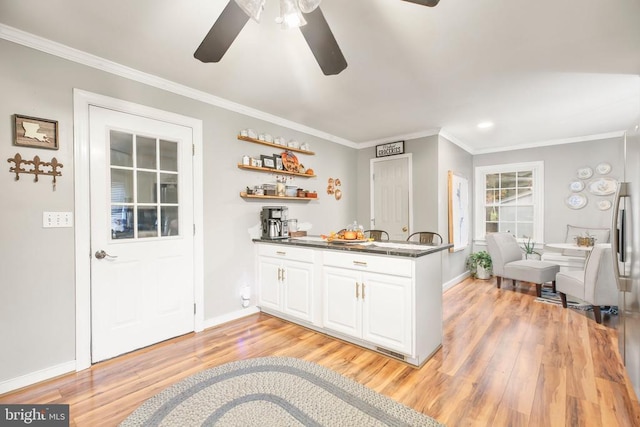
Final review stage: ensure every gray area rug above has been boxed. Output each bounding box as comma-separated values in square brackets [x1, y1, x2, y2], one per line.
[535, 288, 618, 315]
[119, 356, 444, 427]
[535, 288, 590, 309]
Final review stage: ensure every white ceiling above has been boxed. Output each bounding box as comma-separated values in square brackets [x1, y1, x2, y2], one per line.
[1, 0, 639, 153]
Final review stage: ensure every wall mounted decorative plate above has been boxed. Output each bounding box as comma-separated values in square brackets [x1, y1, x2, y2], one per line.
[588, 177, 617, 196]
[577, 167, 593, 179]
[569, 180, 585, 192]
[597, 200, 612, 211]
[565, 193, 587, 209]
[281, 151, 300, 173]
[596, 162, 612, 175]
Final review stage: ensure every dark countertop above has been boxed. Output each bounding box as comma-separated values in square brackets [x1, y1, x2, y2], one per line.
[253, 236, 453, 258]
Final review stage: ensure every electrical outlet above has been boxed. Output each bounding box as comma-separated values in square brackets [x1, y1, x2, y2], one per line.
[43, 212, 73, 228]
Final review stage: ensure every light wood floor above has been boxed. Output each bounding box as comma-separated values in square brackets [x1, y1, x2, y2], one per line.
[2, 277, 640, 426]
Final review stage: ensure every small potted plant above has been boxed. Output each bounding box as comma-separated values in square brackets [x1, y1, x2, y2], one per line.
[521, 235, 541, 260]
[467, 251, 492, 279]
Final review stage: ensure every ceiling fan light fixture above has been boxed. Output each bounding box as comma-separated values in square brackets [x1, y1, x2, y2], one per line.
[234, 0, 266, 22]
[279, 0, 307, 29]
[297, 0, 321, 13]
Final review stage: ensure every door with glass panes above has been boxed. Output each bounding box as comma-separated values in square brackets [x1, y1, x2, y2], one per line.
[89, 106, 194, 362]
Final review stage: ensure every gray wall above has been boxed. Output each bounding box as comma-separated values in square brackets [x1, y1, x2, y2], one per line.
[407, 136, 440, 232]
[0, 39, 356, 383]
[438, 136, 474, 283]
[473, 137, 625, 245]
[1, 40, 77, 384]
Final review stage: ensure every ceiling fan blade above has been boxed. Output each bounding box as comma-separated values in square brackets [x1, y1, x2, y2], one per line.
[401, 0, 441, 6]
[299, 8, 347, 76]
[194, 1, 250, 63]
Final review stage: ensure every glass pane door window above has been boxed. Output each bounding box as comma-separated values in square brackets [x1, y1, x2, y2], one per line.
[110, 130, 179, 240]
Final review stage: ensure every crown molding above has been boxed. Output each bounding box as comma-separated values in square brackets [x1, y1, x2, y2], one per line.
[438, 131, 475, 154]
[0, 23, 357, 148]
[357, 128, 441, 149]
[471, 130, 626, 155]
[1, 23, 627, 154]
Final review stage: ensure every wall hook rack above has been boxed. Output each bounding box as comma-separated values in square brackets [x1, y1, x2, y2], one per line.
[7, 153, 63, 189]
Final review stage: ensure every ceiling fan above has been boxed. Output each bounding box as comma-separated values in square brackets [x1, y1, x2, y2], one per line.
[194, 0, 441, 76]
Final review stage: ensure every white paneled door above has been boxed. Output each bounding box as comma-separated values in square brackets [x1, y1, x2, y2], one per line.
[371, 156, 411, 240]
[89, 106, 194, 362]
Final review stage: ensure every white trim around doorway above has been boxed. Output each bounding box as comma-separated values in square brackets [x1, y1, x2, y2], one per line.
[73, 89, 204, 370]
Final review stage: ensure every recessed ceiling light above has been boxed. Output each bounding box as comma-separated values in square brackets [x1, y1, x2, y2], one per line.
[477, 121, 494, 129]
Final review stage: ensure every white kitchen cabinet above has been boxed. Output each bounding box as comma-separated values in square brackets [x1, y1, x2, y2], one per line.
[323, 256, 412, 355]
[257, 245, 315, 323]
[361, 271, 412, 354]
[255, 240, 444, 367]
[257, 256, 283, 312]
[323, 267, 361, 337]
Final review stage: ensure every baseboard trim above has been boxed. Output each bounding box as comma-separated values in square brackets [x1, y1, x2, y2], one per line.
[202, 306, 260, 330]
[0, 361, 76, 395]
[0, 309, 260, 395]
[443, 271, 471, 291]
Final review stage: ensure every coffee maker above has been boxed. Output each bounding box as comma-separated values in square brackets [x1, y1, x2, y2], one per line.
[260, 206, 289, 239]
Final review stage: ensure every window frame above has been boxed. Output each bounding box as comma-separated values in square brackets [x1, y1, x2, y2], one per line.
[109, 131, 181, 240]
[474, 161, 544, 243]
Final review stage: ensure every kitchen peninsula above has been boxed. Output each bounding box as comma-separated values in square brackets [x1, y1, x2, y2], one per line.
[254, 237, 452, 366]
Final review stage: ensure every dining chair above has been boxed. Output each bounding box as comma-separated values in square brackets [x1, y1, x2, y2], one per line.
[486, 232, 560, 297]
[407, 232, 443, 244]
[556, 243, 618, 324]
[364, 230, 389, 241]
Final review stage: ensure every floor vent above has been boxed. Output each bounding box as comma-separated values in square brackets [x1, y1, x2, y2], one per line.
[375, 346, 406, 361]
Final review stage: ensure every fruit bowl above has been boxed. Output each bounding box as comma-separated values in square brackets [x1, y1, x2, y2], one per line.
[321, 228, 367, 243]
[343, 231, 357, 240]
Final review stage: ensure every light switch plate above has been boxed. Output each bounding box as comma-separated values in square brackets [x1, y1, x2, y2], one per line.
[43, 211, 73, 228]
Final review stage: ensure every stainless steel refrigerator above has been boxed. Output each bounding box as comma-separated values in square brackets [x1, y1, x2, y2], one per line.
[613, 130, 640, 398]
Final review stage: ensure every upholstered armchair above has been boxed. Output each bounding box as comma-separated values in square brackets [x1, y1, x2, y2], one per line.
[556, 244, 618, 324]
[486, 232, 560, 297]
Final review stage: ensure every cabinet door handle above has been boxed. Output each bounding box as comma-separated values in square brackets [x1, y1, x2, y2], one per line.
[362, 283, 366, 301]
[355, 282, 360, 299]
[277, 267, 282, 281]
[353, 261, 367, 267]
[281, 268, 285, 282]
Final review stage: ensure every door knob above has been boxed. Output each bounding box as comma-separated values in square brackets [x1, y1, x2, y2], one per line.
[402, 226, 408, 232]
[95, 250, 117, 260]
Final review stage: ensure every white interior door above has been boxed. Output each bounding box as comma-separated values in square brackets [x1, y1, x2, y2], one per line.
[371, 156, 411, 240]
[89, 106, 194, 362]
